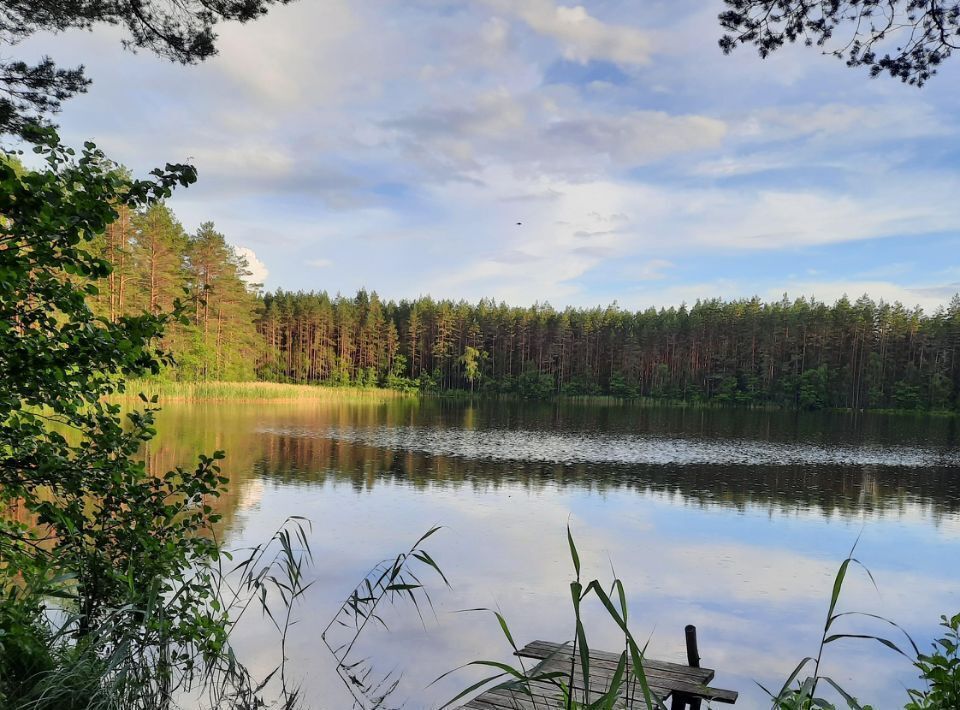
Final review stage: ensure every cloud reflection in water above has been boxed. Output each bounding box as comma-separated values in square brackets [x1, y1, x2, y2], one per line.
[149, 401, 960, 709]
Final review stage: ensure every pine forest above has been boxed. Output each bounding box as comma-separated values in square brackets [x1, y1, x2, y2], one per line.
[95, 202, 960, 412]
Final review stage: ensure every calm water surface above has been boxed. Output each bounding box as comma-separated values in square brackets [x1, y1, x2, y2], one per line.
[149, 400, 960, 709]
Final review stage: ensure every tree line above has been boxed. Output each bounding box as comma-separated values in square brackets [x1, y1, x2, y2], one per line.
[87, 201, 960, 411]
[256, 290, 960, 410]
[87, 202, 261, 380]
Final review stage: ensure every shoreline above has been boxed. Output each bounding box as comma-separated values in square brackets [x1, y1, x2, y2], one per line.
[114, 380, 959, 416]
[115, 380, 417, 403]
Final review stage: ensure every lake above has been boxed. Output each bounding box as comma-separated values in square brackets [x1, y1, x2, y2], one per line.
[148, 399, 960, 709]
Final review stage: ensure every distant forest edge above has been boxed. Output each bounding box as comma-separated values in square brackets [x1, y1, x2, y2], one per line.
[90, 202, 960, 412]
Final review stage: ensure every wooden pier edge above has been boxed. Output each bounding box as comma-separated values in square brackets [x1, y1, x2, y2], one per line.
[462, 626, 738, 709]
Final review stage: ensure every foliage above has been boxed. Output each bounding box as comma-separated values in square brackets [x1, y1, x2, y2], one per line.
[0, 0, 293, 138]
[798, 366, 830, 410]
[562, 376, 603, 397]
[323, 527, 449, 708]
[608, 371, 637, 399]
[516, 363, 556, 400]
[0, 587, 55, 707]
[893, 381, 923, 410]
[81, 222, 960, 411]
[1, 516, 316, 710]
[759, 539, 918, 709]
[0, 130, 287, 708]
[719, 1, 960, 86]
[86, 207, 261, 381]
[384, 354, 419, 392]
[459, 346, 486, 392]
[249, 290, 960, 411]
[906, 613, 960, 709]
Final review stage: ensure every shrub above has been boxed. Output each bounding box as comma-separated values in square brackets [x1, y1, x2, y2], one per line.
[906, 613, 960, 709]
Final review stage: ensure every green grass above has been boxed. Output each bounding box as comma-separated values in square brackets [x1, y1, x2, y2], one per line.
[113, 380, 959, 416]
[116, 380, 417, 403]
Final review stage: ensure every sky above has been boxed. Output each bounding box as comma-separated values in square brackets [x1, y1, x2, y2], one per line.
[19, 0, 960, 312]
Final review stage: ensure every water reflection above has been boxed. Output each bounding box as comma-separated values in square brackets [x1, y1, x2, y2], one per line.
[322, 529, 450, 710]
[146, 400, 960, 709]
[317, 425, 960, 468]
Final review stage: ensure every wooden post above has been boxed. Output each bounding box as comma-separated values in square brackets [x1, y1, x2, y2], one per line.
[670, 625, 702, 710]
[685, 625, 700, 668]
[686, 625, 702, 710]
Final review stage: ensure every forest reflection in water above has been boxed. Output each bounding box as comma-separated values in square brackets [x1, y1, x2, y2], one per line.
[145, 399, 960, 709]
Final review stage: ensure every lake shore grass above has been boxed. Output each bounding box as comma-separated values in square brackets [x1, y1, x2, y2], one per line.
[115, 380, 959, 415]
[118, 380, 417, 403]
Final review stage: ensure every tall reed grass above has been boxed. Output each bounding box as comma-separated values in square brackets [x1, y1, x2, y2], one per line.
[322, 526, 449, 708]
[11, 518, 315, 710]
[115, 380, 417, 403]
[443, 529, 923, 710]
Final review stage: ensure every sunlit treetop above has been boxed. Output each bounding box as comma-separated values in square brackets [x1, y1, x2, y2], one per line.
[719, 0, 960, 85]
[0, 0, 295, 138]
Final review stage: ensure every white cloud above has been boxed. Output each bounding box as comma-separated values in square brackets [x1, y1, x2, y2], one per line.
[421, 169, 637, 302]
[735, 102, 947, 143]
[386, 89, 727, 180]
[549, 110, 726, 163]
[486, 0, 654, 66]
[16, 0, 960, 312]
[393, 163, 960, 309]
[479, 17, 511, 54]
[210, 0, 368, 105]
[235, 246, 269, 285]
[188, 144, 295, 182]
[634, 259, 673, 281]
[688, 186, 959, 250]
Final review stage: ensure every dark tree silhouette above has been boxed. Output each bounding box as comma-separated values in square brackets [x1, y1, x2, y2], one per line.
[719, 1, 960, 85]
[0, 0, 294, 138]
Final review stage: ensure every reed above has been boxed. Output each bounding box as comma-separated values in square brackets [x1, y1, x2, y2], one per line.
[445, 530, 929, 710]
[439, 525, 664, 710]
[114, 380, 417, 403]
[11, 517, 315, 710]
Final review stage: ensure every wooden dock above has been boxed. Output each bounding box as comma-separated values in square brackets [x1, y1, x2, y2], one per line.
[462, 630, 738, 709]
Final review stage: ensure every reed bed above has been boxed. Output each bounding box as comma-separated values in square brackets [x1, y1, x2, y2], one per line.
[115, 380, 417, 403]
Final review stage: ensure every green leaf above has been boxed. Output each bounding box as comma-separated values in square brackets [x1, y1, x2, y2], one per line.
[568, 523, 581, 579]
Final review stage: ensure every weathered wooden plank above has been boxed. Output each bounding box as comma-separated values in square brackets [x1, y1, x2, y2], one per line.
[524, 658, 733, 705]
[463, 699, 524, 710]
[469, 674, 737, 708]
[673, 687, 738, 705]
[485, 677, 673, 710]
[489, 675, 673, 699]
[529, 653, 710, 689]
[463, 693, 556, 710]
[463, 693, 538, 710]
[519, 640, 713, 678]
[517, 640, 714, 683]
[520, 640, 711, 673]
[465, 640, 737, 709]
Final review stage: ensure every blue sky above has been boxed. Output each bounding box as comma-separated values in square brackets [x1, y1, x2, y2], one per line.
[21, 0, 960, 311]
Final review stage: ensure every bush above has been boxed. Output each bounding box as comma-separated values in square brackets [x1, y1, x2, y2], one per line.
[906, 613, 960, 709]
[0, 131, 277, 708]
[607, 371, 637, 398]
[0, 590, 54, 706]
[517, 363, 555, 399]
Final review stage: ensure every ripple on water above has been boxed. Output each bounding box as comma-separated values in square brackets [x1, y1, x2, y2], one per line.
[259, 425, 960, 468]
